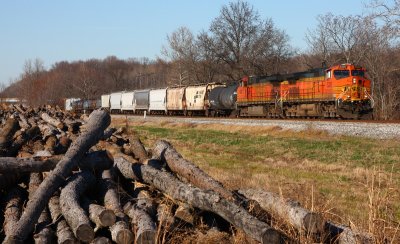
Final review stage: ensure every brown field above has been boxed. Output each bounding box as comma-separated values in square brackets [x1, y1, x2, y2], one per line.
[113, 117, 400, 243]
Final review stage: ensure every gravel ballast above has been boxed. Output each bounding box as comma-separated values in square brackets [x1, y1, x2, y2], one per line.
[114, 115, 400, 140]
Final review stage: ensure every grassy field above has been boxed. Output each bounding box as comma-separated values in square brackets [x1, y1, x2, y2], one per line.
[113, 118, 400, 242]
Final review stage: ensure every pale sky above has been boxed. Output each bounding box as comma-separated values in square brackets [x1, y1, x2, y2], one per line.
[0, 0, 368, 85]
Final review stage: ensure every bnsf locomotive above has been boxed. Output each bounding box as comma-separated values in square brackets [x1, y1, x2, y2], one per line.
[236, 63, 373, 119]
[66, 64, 374, 119]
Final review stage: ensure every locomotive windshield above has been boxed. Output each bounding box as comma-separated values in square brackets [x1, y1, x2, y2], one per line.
[333, 70, 350, 79]
[351, 70, 364, 77]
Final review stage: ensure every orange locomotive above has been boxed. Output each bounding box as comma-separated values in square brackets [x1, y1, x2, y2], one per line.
[237, 64, 373, 119]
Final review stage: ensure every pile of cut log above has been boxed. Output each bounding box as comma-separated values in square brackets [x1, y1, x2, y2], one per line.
[0, 105, 372, 244]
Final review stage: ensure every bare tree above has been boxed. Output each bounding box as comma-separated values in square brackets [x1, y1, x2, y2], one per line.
[162, 26, 198, 85]
[20, 58, 47, 105]
[368, 0, 400, 34]
[206, 1, 293, 79]
[305, 14, 367, 65]
[104, 56, 130, 91]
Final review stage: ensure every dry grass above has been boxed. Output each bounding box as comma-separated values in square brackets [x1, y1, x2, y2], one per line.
[112, 117, 400, 243]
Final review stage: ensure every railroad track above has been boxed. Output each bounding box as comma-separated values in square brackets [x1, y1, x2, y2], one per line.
[112, 114, 400, 140]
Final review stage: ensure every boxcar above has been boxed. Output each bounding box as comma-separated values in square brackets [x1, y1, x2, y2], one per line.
[166, 87, 185, 115]
[149, 88, 167, 114]
[133, 89, 150, 113]
[101, 94, 110, 110]
[121, 91, 134, 113]
[110, 92, 123, 113]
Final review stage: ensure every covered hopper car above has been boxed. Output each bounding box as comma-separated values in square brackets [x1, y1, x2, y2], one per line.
[120, 91, 134, 113]
[149, 89, 167, 115]
[133, 89, 150, 113]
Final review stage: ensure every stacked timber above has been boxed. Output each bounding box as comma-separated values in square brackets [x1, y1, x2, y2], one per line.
[0, 105, 372, 244]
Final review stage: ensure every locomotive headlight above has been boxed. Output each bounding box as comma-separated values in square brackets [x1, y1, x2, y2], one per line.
[352, 78, 356, 84]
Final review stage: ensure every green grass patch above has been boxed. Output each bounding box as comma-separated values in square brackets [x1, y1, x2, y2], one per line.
[128, 122, 400, 233]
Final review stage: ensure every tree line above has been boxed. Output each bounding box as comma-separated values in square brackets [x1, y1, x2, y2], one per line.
[1, 0, 399, 119]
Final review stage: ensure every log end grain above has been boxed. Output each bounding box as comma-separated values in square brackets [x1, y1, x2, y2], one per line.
[91, 237, 112, 244]
[110, 221, 134, 244]
[303, 212, 325, 234]
[60, 239, 77, 244]
[114, 229, 134, 244]
[99, 209, 117, 227]
[261, 228, 281, 244]
[76, 223, 95, 242]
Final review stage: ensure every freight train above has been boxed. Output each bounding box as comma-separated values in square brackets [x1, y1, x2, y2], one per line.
[66, 64, 374, 119]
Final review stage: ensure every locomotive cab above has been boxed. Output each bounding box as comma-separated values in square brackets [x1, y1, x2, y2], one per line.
[325, 64, 373, 118]
[325, 64, 372, 103]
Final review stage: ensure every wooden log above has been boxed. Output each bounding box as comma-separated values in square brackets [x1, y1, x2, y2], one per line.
[98, 169, 134, 244]
[60, 171, 96, 242]
[28, 173, 56, 244]
[152, 140, 234, 200]
[38, 122, 58, 140]
[325, 221, 373, 244]
[0, 150, 113, 174]
[33, 209, 56, 244]
[101, 127, 117, 140]
[17, 113, 30, 129]
[114, 157, 281, 244]
[83, 198, 116, 229]
[55, 135, 71, 154]
[6, 126, 41, 157]
[0, 118, 20, 152]
[124, 201, 157, 244]
[127, 137, 149, 162]
[48, 195, 78, 244]
[13, 104, 26, 114]
[3, 186, 26, 237]
[44, 135, 57, 154]
[27, 116, 38, 127]
[109, 221, 133, 244]
[99, 169, 125, 218]
[238, 189, 324, 234]
[133, 182, 156, 215]
[91, 237, 112, 244]
[41, 112, 65, 129]
[4, 109, 110, 243]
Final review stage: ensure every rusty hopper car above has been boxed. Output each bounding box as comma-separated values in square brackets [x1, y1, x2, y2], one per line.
[133, 89, 150, 113]
[166, 87, 186, 115]
[185, 83, 222, 116]
[121, 91, 134, 113]
[149, 88, 167, 115]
